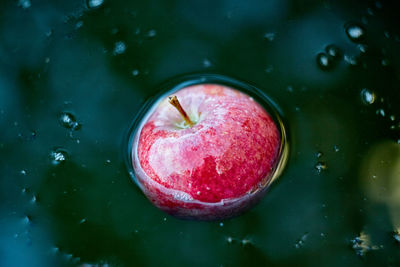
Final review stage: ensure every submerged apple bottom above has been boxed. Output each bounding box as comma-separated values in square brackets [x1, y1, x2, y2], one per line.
[132, 160, 273, 220]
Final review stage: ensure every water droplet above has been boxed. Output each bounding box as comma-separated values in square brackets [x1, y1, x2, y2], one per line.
[163, 217, 167, 222]
[111, 28, 119, 35]
[59, 112, 81, 130]
[295, 233, 308, 248]
[173, 191, 193, 201]
[75, 21, 84, 29]
[315, 162, 327, 173]
[325, 44, 341, 59]
[50, 148, 68, 165]
[264, 65, 274, 73]
[113, 41, 126, 55]
[345, 23, 366, 43]
[64, 253, 73, 261]
[344, 54, 359, 66]
[287, 86, 294, 92]
[20, 170, 27, 175]
[390, 115, 396, 121]
[316, 53, 332, 70]
[226, 237, 233, 243]
[79, 218, 87, 224]
[18, 0, 31, 9]
[86, 0, 104, 9]
[334, 145, 340, 152]
[80, 262, 111, 267]
[203, 58, 212, 68]
[393, 231, 400, 243]
[31, 195, 37, 203]
[105, 159, 111, 164]
[383, 31, 390, 39]
[316, 151, 323, 158]
[22, 215, 31, 225]
[146, 29, 157, 39]
[241, 239, 252, 246]
[351, 237, 366, 256]
[376, 108, 385, 117]
[131, 69, 140, 76]
[360, 88, 375, 105]
[263, 32, 275, 41]
[219, 222, 224, 227]
[367, 8, 374, 16]
[46, 29, 53, 37]
[350, 232, 376, 257]
[358, 44, 368, 53]
[381, 58, 389, 66]
[28, 131, 37, 141]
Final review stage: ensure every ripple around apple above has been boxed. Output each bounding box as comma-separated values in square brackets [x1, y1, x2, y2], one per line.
[124, 74, 289, 220]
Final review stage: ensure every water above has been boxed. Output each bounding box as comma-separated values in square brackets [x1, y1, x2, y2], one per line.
[1, 0, 399, 266]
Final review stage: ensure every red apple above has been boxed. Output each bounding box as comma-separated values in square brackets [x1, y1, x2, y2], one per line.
[131, 83, 282, 220]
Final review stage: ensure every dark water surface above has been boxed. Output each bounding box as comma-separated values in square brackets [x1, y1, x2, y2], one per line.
[1, 0, 399, 266]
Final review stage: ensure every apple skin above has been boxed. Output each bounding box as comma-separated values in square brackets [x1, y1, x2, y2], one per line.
[132, 84, 281, 220]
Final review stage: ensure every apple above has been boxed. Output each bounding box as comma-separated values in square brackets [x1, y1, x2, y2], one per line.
[131, 83, 282, 220]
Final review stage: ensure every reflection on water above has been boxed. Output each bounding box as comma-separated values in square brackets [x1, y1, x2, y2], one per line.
[361, 141, 400, 228]
[350, 231, 380, 257]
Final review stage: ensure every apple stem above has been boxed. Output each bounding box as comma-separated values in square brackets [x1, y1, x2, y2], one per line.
[168, 96, 194, 127]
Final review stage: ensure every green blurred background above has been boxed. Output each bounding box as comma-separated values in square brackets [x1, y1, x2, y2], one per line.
[0, 0, 399, 266]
